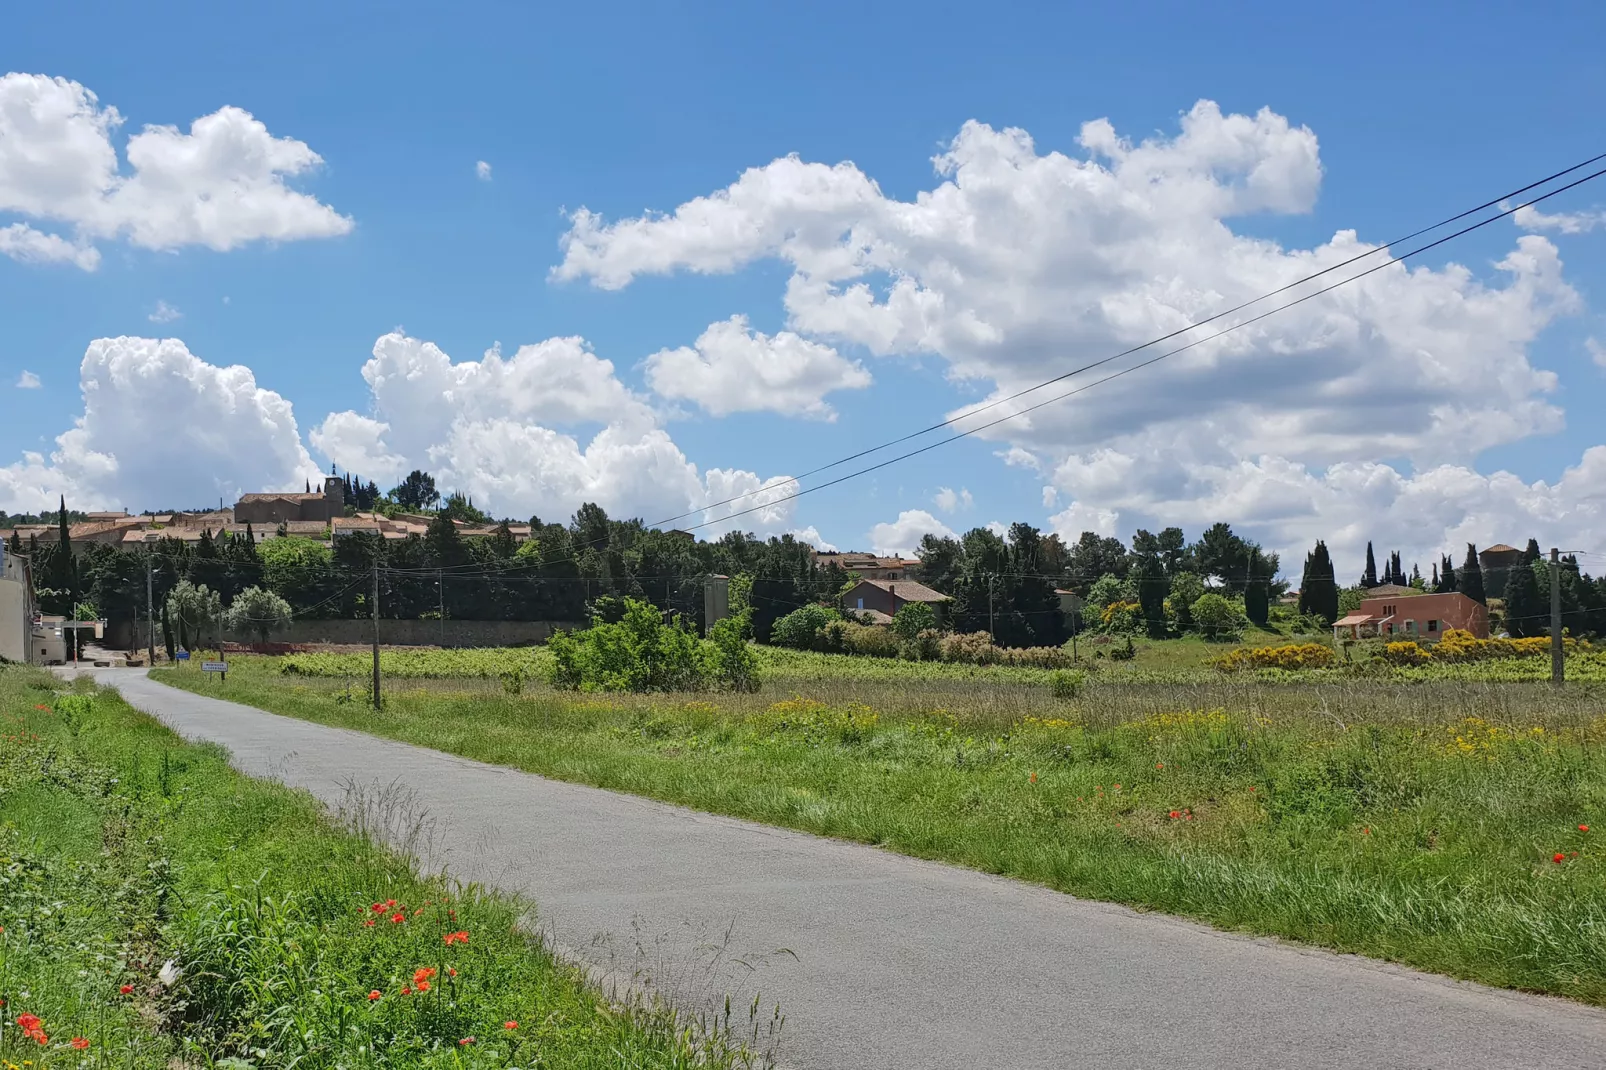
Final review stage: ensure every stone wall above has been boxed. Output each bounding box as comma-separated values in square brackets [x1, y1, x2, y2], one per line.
[109, 617, 572, 650]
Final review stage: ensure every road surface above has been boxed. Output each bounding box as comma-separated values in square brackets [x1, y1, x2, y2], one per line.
[64, 667, 1606, 1070]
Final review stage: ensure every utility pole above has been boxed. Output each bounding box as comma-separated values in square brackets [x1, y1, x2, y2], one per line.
[437, 568, 444, 647]
[1550, 547, 1564, 687]
[372, 554, 382, 708]
[988, 573, 996, 639]
[145, 554, 155, 665]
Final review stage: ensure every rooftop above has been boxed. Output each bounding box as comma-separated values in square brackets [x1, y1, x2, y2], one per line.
[850, 578, 950, 602]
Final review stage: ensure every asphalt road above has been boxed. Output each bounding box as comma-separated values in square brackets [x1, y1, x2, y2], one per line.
[66, 668, 1606, 1070]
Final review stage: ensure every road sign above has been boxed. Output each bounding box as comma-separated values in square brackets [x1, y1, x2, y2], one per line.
[202, 660, 228, 674]
[176, 650, 190, 660]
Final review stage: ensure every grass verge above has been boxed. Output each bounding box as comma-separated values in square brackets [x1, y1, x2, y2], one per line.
[0, 662, 767, 1069]
[155, 655, 1606, 1006]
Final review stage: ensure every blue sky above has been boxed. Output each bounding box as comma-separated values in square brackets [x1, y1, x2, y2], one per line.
[3, 0, 1605, 575]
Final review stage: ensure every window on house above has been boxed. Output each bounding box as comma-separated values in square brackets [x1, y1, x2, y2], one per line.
[856, 597, 864, 610]
[1404, 619, 1415, 633]
[1428, 619, 1440, 632]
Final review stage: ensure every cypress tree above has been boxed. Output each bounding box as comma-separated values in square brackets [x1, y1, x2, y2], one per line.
[1298, 540, 1339, 624]
[1503, 539, 1544, 638]
[1431, 561, 1439, 590]
[1136, 554, 1168, 638]
[1440, 554, 1458, 593]
[1244, 548, 1270, 627]
[1461, 543, 1486, 606]
[1361, 542, 1378, 588]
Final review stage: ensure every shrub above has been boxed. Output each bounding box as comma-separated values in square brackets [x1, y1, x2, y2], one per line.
[1380, 640, 1431, 666]
[547, 599, 707, 692]
[769, 604, 842, 650]
[1101, 600, 1144, 634]
[1214, 642, 1336, 673]
[939, 631, 1000, 664]
[900, 627, 943, 662]
[839, 622, 901, 658]
[706, 611, 760, 692]
[1191, 593, 1245, 640]
[1049, 669, 1087, 700]
[892, 602, 938, 642]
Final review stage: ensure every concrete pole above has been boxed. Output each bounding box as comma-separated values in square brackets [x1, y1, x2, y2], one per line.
[1550, 547, 1564, 687]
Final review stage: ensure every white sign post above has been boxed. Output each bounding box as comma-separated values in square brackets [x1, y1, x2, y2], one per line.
[202, 659, 228, 681]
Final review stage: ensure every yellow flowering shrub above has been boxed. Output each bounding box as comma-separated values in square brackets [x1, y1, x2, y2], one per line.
[1213, 642, 1336, 673]
[1432, 629, 1590, 662]
[1381, 640, 1431, 666]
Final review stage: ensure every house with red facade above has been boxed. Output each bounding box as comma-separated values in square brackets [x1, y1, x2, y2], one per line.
[1332, 591, 1489, 641]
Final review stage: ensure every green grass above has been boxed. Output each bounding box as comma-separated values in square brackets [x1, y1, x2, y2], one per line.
[155, 653, 1606, 1006]
[0, 663, 769, 1069]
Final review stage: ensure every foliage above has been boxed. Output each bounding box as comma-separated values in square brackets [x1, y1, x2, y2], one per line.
[1100, 599, 1144, 634]
[1213, 642, 1337, 672]
[1461, 543, 1487, 606]
[225, 584, 293, 642]
[1086, 572, 1130, 611]
[0, 664, 754, 1068]
[707, 610, 760, 692]
[891, 601, 938, 642]
[769, 604, 843, 651]
[1048, 669, 1086, 700]
[1298, 540, 1339, 624]
[165, 579, 222, 649]
[548, 599, 707, 692]
[389, 468, 440, 510]
[1167, 571, 1204, 630]
[1380, 640, 1432, 666]
[1189, 593, 1244, 639]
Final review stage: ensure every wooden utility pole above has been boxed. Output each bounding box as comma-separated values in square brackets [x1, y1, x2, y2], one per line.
[1550, 547, 1564, 686]
[371, 555, 382, 708]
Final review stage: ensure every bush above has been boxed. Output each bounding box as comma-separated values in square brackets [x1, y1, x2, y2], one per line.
[1191, 593, 1245, 640]
[900, 627, 943, 662]
[707, 611, 760, 692]
[769, 604, 843, 650]
[1049, 669, 1086, 700]
[838, 622, 901, 658]
[1214, 642, 1336, 673]
[1100, 600, 1144, 634]
[892, 602, 938, 642]
[1380, 640, 1432, 666]
[939, 631, 1000, 664]
[547, 599, 708, 692]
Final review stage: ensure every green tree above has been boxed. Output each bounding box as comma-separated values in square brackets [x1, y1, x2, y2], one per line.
[1191, 592, 1245, 639]
[166, 580, 222, 651]
[390, 469, 440, 511]
[1297, 540, 1339, 624]
[1244, 549, 1270, 627]
[226, 585, 293, 643]
[892, 601, 937, 642]
[1169, 571, 1205, 630]
[1361, 542, 1378, 588]
[1502, 539, 1544, 637]
[1461, 543, 1487, 606]
[1135, 554, 1169, 638]
[1086, 572, 1130, 611]
[1064, 531, 1129, 594]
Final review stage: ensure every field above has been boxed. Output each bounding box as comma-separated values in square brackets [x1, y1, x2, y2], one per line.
[0, 663, 765, 1069]
[154, 643, 1606, 1005]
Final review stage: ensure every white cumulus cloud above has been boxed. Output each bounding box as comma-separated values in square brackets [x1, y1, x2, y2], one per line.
[313, 331, 799, 531]
[867, 509, 956, 557]
[476, 160, 492, 181]
[0, 72, 350, 268]
[15, 370, 40, 389]
[932, 486, 972, 513]
[644, 315, 870, 419]
[1514, 203, 1606, 235]
[552, 100, 1605, 572]
[0, 336, 320, 512]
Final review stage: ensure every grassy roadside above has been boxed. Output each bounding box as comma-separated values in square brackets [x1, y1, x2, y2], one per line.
[0, 662, 766, 1069]
[156, 655, 1606, 1005]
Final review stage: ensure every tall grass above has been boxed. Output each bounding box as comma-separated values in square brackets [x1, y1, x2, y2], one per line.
[158, 654, 1606, 1004]
[0, 663, 771, 1068]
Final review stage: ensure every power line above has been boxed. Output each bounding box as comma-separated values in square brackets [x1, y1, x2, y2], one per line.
[649, 150, 1606, 530]
[677, 163, 1606, 534]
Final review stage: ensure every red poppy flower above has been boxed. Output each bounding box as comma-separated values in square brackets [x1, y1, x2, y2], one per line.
[1155, 762, 1164, 770]
[1168, 810, 1180, 819]
[1580, 825, 1590, 833]
[120, 983, 134, 994]
[416, 980, 431, 992]
[447, 967, 456, 977]
[444, 930, 469, 945]
[17, 1014, 41, 1030]
[368, 990, 382, 1001]
[371, 903, 385, 913]
[1554, 853, 1566, 864]
[35, 704, 48, 710]
[400, 985, 412, 995]
[460, 1037, 475, 1046]
[504, 1020, 519, 1029]
[413, 967, 437, 984]
[390, 912, 406, 924]
[385, 898, 397, 908]
[71, 1037, 89, 1050]
[364, 919, 375, 927]
[1028, 771, 1037, 784]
